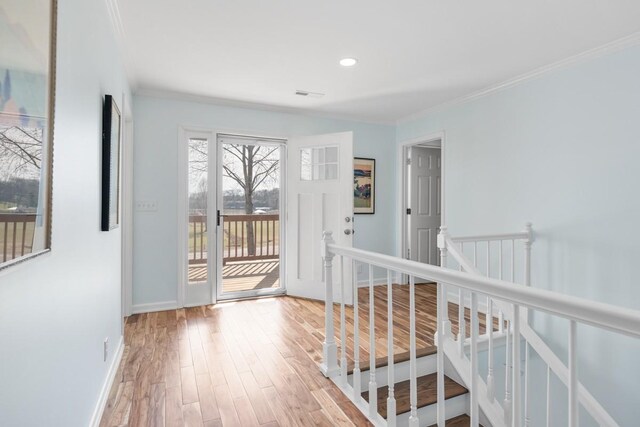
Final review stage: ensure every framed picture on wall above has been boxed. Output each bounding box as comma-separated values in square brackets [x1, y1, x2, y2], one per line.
[354, 157, 375, 214]
[101, 94, 121, 231]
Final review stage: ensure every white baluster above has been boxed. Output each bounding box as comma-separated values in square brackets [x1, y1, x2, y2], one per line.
[568, 320, 578, 427]
[504, 319, 512, 425]
[486, 240, 490, 277]
[473, 241, 477, 267]
[458, 244, 465, 355]
[524, 223, 532, 324]
[513, 306, 521, 427]
[524, 342, 530, 427]
[487, 296, 495, 401]
[524, 223, 532, 288]
[511, 239, 515, 283]
[387, 270, 396, 427]
[368, 264, 377, 418]
[486, 242, 495, 401]
[352, 260, 361, 401]
[458, 287, 465, 355]
[320, 232, 338, 377]
[499, 240, 504, 280]
[470, 292, 479, 426]
[340, 256, 347, 386]
[408, 275, 419, 427]
[546, 365, 551, 427]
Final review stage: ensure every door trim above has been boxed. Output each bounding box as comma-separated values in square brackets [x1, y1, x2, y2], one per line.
[397, 131, 446, 283]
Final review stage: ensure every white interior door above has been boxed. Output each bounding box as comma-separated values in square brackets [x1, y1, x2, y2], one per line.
[409, 146, 441, 265]
[286, 132, 353, 302]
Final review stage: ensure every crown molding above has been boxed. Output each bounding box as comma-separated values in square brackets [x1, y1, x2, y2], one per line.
[104, 0, 137, 91]
[134, 87, 397, 127]
[397, 31, 640, 125]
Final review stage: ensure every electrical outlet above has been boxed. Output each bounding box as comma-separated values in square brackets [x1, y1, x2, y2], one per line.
[103, 337, 109, 362]
[135, 200, 158, 212]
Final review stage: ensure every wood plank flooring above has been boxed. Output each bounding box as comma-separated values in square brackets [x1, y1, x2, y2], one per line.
[100, 283, 486, 426]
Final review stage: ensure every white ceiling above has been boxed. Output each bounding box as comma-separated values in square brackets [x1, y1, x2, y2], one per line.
[117, 1, 640, 123]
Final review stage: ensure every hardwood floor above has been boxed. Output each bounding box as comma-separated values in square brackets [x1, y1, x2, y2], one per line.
[100, 283, 487, 426]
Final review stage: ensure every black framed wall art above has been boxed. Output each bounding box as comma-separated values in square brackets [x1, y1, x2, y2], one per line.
[101, 94, 121, 231]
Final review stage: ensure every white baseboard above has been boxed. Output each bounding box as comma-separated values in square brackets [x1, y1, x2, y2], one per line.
[131, 300, 178, 314]
[89, 335, 124, 427]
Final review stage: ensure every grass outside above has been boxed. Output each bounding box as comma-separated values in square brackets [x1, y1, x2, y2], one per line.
[0, 202, 17, 210]
[0, 221, 35, 262]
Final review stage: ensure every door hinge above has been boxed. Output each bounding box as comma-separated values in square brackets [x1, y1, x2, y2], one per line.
[406, 158, 411, 165]
[406, 208, 411, 215]
[407, 248, 410, 259]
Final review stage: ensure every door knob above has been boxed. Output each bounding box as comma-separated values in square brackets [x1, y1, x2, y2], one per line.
[344, 229, 352, 235]
[345, 217, 351, 223]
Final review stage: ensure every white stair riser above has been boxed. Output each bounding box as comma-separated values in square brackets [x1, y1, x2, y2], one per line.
[394, 393, 468, 427]
[347, 353, 437, 390]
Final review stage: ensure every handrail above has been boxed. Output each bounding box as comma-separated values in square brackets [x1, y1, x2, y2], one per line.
[450, 229, 531, 243]
[442, 226, 620, 427]
[321, 226, 634, 427]
[327, 242, 640, 339]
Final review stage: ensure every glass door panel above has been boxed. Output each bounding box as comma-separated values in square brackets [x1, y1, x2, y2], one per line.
[183, 132, 213, 307]
[217, 136, 285, 299]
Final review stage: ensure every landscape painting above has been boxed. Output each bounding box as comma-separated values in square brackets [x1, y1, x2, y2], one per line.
[354, 157, 375, 214]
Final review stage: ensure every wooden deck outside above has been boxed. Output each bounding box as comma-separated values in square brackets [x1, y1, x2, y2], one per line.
[188, 260, 280, 293]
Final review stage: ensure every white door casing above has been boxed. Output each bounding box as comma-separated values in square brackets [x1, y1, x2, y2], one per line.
[286, 132, 354, 302]
[409, 146, 441, 266]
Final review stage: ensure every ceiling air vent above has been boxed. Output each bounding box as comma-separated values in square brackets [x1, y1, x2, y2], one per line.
[295, 90, 325, 98]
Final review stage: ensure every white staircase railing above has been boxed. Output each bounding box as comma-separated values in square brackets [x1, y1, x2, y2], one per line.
[320, 225, 640, 427]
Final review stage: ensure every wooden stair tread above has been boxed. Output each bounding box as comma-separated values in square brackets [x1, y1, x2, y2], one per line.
[347, 346, 437, 375]
[429, 414, 482, 427]
[361, 373, 468, 419]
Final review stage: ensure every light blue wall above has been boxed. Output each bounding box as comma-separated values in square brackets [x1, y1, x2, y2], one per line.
[397, 45, 640, 425]
[132, 96, 396, 308]
[0, 0, 131, 426]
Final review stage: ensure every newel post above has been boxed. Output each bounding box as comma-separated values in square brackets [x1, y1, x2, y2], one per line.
[320, 231, 339, 377]
[436, 225, 449, 426]
[437, 226, 452, 335]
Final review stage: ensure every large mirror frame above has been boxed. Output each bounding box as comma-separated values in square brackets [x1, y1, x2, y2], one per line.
[0, 0, 57, 269]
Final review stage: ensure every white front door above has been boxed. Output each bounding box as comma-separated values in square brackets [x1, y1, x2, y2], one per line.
[286, 132, 354, 302]
[409, 146, 441, 265]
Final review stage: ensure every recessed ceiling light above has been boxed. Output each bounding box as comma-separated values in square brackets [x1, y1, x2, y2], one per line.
[339, 57, 358, 67]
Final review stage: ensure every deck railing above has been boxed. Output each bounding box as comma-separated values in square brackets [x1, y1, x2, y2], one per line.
[0, 213, 37, 263]
[320, 225, 640, 427]
[189, 214, 279, 264]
